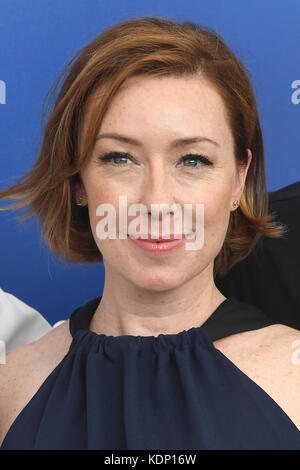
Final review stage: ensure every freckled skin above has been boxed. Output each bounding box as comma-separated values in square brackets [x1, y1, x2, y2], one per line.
[76, 75, 252, 335]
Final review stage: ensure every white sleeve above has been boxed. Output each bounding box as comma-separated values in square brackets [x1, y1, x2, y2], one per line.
[0, 288, 52, 352]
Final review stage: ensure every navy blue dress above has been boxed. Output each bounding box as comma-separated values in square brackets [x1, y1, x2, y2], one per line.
[1, 296, 300, 450]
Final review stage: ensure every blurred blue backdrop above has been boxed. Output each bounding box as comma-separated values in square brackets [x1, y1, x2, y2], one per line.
[0, 0, 299, 324]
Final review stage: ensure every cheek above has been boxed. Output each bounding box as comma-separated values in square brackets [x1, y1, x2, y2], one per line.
[201, 191, 231, 252]
[85, 184, 130, 252]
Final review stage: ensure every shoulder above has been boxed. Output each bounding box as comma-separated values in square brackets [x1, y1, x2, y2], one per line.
[215, 323, 300, 357]
[250, 324, 300, 390]
[0, 320, 72, 446]
[0, 288, 52, 351]
[214, 324, 300, 429]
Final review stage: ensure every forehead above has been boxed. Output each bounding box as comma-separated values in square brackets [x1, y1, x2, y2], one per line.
[83, 74, 232, 148]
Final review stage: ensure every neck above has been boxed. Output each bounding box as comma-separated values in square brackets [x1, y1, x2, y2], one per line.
[89, 264, 226, 338]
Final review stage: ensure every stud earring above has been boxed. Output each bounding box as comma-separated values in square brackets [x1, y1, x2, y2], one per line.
[76, 196, 84, 206]
[232, 200, 239, 209]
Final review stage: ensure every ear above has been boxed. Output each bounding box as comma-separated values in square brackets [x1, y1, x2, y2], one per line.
[231, 148, 252, 210]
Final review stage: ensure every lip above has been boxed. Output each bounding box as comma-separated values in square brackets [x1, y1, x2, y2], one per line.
[129, 234, 185, 241]
[129, 234, 186, 253]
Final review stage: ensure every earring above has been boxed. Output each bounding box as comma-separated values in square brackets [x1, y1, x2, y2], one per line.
[76, 196, 84, 206]
[232, 200, 239, 209]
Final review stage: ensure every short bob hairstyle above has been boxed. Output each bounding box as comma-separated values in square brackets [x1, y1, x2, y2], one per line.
[0, 16, 286, 277]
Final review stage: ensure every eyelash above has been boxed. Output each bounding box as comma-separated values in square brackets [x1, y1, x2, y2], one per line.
[97, 151, 213, 169]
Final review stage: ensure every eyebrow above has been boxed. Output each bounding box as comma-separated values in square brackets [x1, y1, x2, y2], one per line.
[96, 133, 220, 148]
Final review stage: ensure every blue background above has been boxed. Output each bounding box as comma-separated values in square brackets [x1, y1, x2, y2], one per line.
[0, 0, 299, 325]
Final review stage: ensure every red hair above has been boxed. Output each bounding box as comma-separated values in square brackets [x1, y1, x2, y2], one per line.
[0, 17, 286, 276]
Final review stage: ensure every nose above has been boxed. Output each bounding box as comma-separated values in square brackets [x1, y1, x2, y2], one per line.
[140, 166, 177, 217]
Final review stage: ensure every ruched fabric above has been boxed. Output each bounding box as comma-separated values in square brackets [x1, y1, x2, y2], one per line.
[1, 297, 300, 450]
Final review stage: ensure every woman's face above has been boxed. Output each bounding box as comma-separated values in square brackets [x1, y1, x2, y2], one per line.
[78, 74, 251, 291]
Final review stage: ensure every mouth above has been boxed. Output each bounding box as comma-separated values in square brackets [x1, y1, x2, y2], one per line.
[128, 234, 187, 253]
[128, 234, 186, 242]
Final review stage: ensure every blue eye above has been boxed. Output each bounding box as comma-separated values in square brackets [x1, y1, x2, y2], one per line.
[98, 151, 212, 168]
[98, 152, 133, 166]
[180, 154, 212, 168]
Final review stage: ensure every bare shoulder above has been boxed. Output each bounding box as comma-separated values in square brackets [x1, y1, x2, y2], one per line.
[214, 324, 300, 430]
[0, 320, 72, 446]
[214, 323, 300, 358]
[1, 318, 72, 377]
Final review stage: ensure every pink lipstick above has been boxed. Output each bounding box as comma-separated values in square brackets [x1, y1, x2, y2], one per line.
[129, 234, 187, 253]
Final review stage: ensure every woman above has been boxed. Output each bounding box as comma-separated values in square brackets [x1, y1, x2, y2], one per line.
[0, 17, 299, 450]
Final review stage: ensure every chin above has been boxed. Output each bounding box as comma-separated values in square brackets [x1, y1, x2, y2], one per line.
[136, 272, 182, 292]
